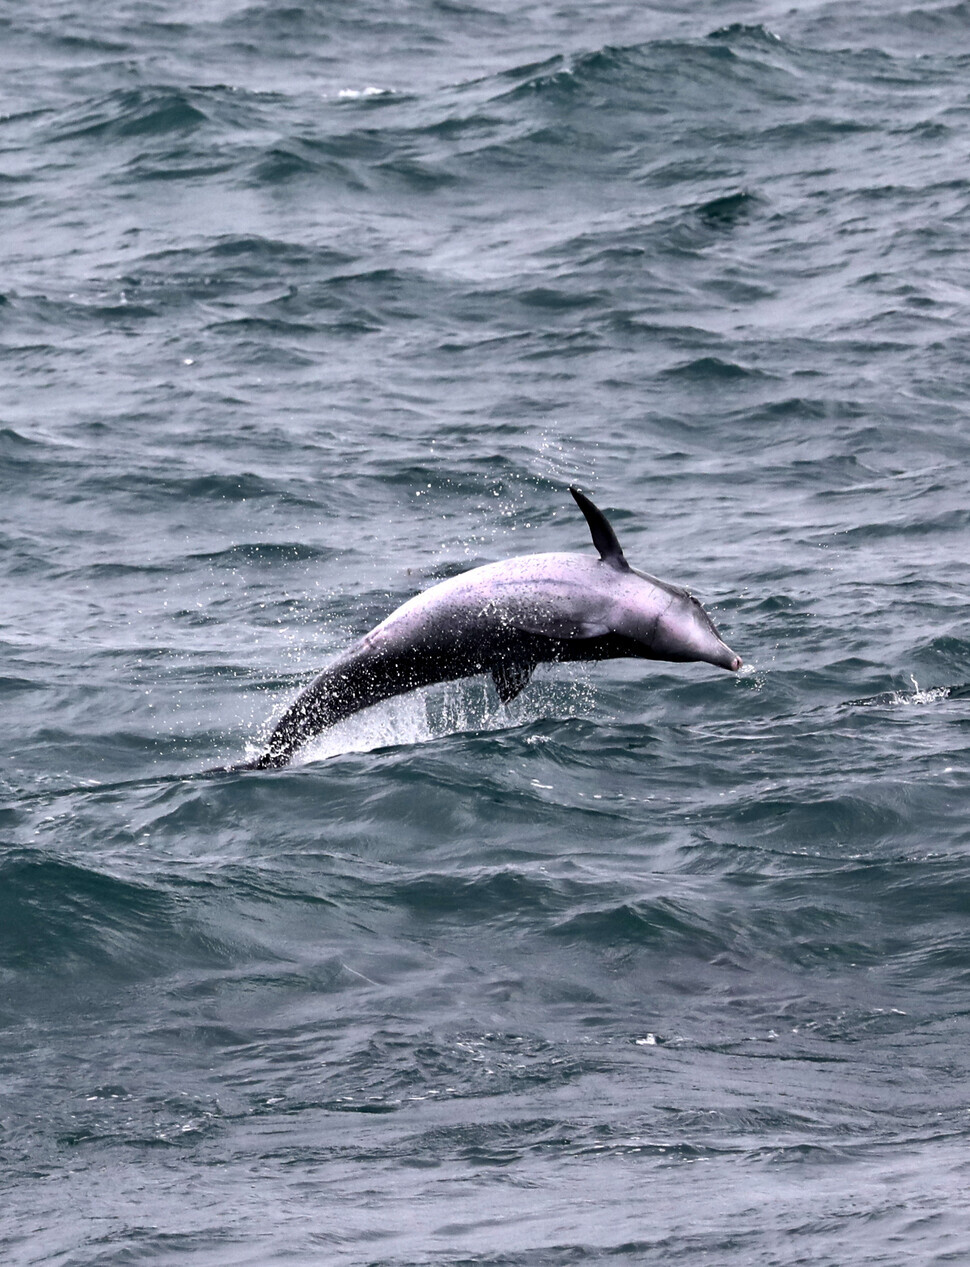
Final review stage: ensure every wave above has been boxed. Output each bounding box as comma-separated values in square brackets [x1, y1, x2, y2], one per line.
[549, 895, 731, 957]
[77, 469, 318, 506]
[661, 356, 774, 382]
[187, 541, 338, 566]
[0, 851, 236, 982]
[18, 30, 833, 196]
[44, 84, 266, 144]
[497, 31, 800, 114]
[390, 866, 589, 922]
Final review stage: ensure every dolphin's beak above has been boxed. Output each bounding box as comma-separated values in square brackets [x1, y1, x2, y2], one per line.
[711, 642, 743, 672]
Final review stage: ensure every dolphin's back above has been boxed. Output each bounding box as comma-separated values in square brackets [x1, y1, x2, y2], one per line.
[368, 553, 616, 650]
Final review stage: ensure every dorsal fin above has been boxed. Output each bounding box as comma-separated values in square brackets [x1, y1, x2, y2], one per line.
[569, 486, 630, 572]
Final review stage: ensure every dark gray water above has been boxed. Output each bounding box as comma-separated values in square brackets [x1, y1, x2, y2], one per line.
[3, 1, 970, 1262]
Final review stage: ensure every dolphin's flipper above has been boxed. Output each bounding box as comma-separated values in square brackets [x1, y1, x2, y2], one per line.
[569, 486, 630, 572]
[492, 660, 536, 704]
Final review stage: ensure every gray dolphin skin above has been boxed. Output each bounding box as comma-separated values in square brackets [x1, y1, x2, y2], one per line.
[235, 487, 741, 770]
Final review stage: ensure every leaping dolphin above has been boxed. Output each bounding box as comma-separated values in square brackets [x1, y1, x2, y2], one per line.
[231, 487, 741, 770]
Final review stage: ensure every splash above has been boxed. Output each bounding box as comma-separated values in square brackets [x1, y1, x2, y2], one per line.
[532, 431, 593, 488]
[901, 674, 950, 706]
[850, 675, 953, 709]
[336, 86, 391, 99]
[735, 660, 767, 691]
[290, 671, 597, 764]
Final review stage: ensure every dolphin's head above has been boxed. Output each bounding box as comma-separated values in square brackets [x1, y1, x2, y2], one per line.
[568, 485, 743, 673]
[624, 571, 742, 672]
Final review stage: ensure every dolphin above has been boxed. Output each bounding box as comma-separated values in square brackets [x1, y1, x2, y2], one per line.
[231, 487, 741, 770]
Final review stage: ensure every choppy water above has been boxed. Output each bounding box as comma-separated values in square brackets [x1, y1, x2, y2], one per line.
[4, 1, 970, 1262]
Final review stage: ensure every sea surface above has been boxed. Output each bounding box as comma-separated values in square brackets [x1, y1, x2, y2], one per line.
[3, 1, 970, 1262]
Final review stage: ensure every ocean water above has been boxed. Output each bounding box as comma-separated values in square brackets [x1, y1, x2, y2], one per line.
[3, 0, 970, 1262]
